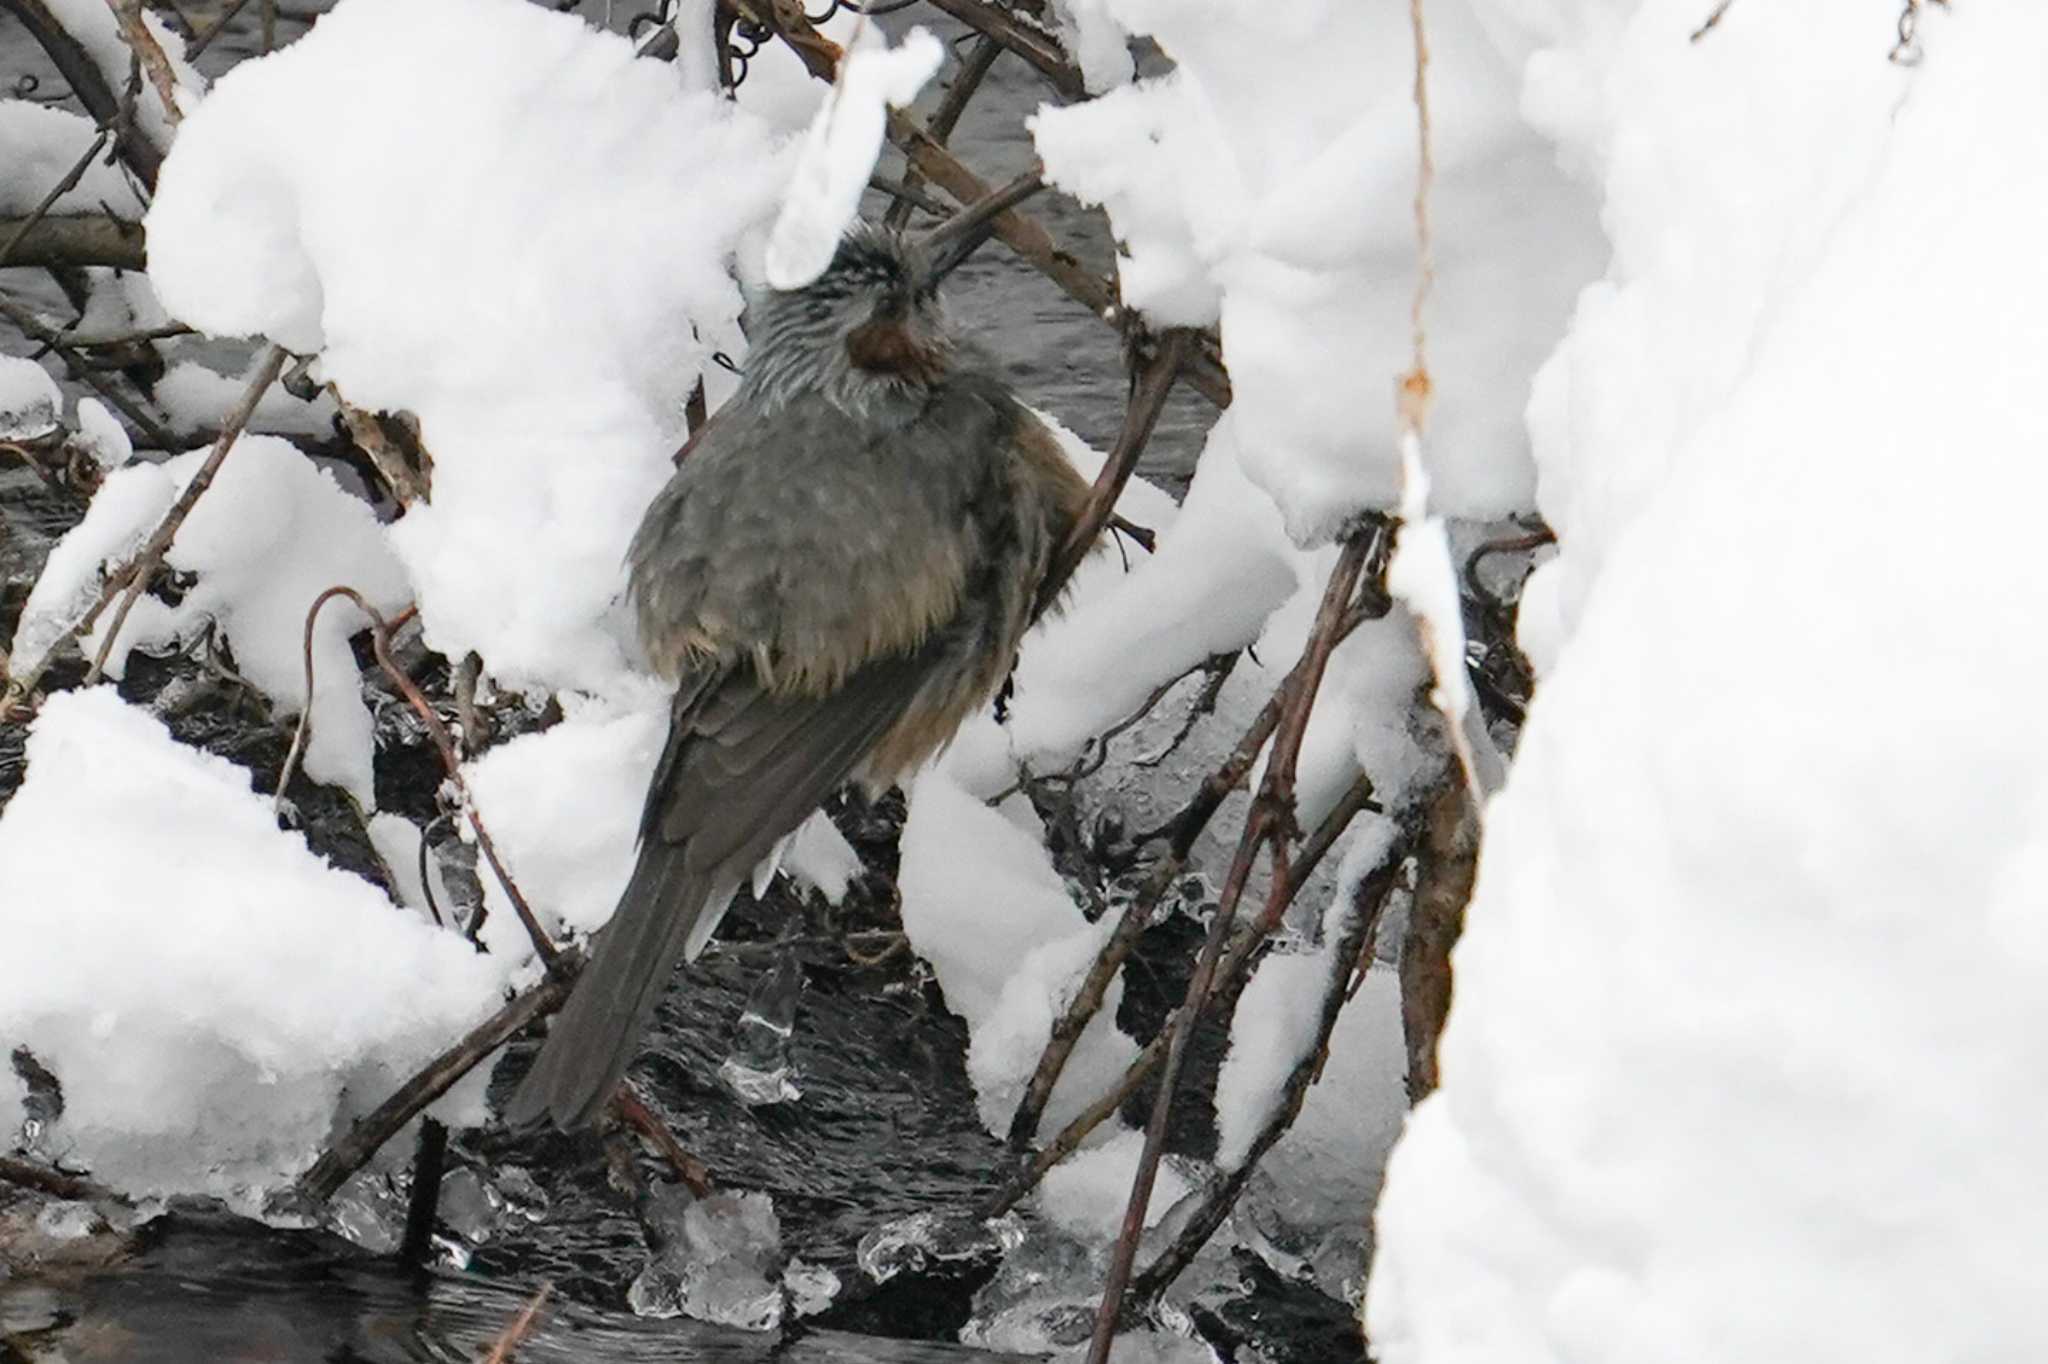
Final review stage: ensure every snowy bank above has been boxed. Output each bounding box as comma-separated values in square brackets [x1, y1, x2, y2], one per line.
[1370, 3, 2048, 1360]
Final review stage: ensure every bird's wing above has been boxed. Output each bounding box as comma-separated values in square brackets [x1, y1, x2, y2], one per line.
[503, 648, 928, 1131]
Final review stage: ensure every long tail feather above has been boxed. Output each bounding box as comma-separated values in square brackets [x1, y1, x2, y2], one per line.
[502, 842, 728, 1132]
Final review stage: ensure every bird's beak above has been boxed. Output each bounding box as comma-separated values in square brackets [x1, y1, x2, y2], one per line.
[918, 169, 1045, 284]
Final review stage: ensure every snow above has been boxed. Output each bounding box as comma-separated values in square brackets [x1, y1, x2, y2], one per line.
[154, 358, 338, 440]
[897, 769, 1141, 1137]
[73, 397, 132, 470]
[145, 0, 790, 694]
[1369, 3, 2048, 1360]
[40, 0, 199, 146]
[19, 434, 409, 806]
[0, 101, 145, 218]
[1037, 1127, 1191, 1242]
[764, 25, 943, 290]
[1049, 0, 1133, 95]
[1029, 0, 1604, 539]
[0, 688, 503, 1198]
[0, 353, 62, 440]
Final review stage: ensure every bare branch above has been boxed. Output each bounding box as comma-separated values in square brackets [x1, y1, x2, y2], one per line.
[103, 0, 185, 125]
[0, 0, 164, 188]
[0, 291, 175, 452]
[884, 33, 1001, 231]
[1083, 526, 1380, 1363]
[919, 0, 1083, 99]
[291, 962, 580, 1204]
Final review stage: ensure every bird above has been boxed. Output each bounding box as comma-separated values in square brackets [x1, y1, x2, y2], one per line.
[504, 220, 1095, 1132]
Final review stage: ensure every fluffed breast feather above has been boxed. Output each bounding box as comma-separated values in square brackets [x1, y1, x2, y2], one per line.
[628, 374, 1064, 701]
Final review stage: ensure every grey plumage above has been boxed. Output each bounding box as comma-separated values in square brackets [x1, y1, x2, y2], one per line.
[504, 226, 1091, 1132]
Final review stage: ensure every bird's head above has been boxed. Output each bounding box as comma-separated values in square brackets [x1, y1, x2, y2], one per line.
[741, 224, 963, 419]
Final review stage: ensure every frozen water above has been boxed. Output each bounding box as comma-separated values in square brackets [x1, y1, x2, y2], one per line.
[628, 1188, 785, 1332]
[717, 946, 805, 1107]
[856, 1210, 1025, 1286]
[782, 1258, 842, 1317]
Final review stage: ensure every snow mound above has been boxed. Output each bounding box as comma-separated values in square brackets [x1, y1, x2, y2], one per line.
[0, 689, 504, 1198]
[18, 435, 409, 806]
[1370, 4, 2048, 1360]
[145, 0, 790, 693]
[1030, 0, 1602, 537]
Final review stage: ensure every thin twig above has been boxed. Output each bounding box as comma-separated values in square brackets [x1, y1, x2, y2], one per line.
[0, 131, 111, 270]
[986, 767, 1381, 1219]
[481, 1283, 553, 1364]
[274, 586, 406, 808]
[919, 0, 1082, 98]
[78, 344, 288, 687]
[185, 0, 251, 57]
[103, 0, 184, 124]
[1689, 0, 1735, 41]
[325, 586, 556, 965]
[292, 963, 581, 1204]
[1084, 529, 1378, 1363]
[884, 32, 1000, 231]
[615, 1083, 714, 1196]
[1035, 329, 1195, 619]
[1126, 823, 1412, 1308]
[0, 291, 174, 452]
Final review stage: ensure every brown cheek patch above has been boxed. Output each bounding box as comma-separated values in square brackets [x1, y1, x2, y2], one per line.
[847, 318, 939, 382]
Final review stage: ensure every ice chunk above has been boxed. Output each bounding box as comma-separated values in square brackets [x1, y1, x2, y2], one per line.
[717, 946, 804, 1107]
[628, 1187, 785, 1331]
[856, 1210, 1025, 1285]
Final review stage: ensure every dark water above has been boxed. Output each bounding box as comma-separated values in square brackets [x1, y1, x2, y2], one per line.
[0, 4, 1368, 1360]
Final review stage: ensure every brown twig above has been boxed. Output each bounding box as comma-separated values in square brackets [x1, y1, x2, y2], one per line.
[1084, 528, 1379, 1363]
[481, 1283, 553, 1364]
[104, 0, 185, 124]
[0, 1154, 121, 1204]
[0, 291, 174, 453]
[884, 33, 1001, 231]
[1005, 590, 1390, 1153]
[1689, 0, 1736, 41]
[185, 0, 251, 58]
[986, 766, 1382, 1219]
[1126, 824, 1411, 1309]
[615, 1083, 715, 1197]
[0, 213, 141, 271]
[919, 0, 1083, 99]
[292, 962, 581, 1204]
[310, 586, 555, 965]
[1035, 328, 1195, 619]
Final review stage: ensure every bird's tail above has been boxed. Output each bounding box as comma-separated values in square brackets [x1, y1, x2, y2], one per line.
[502, 839, 731, 1132]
